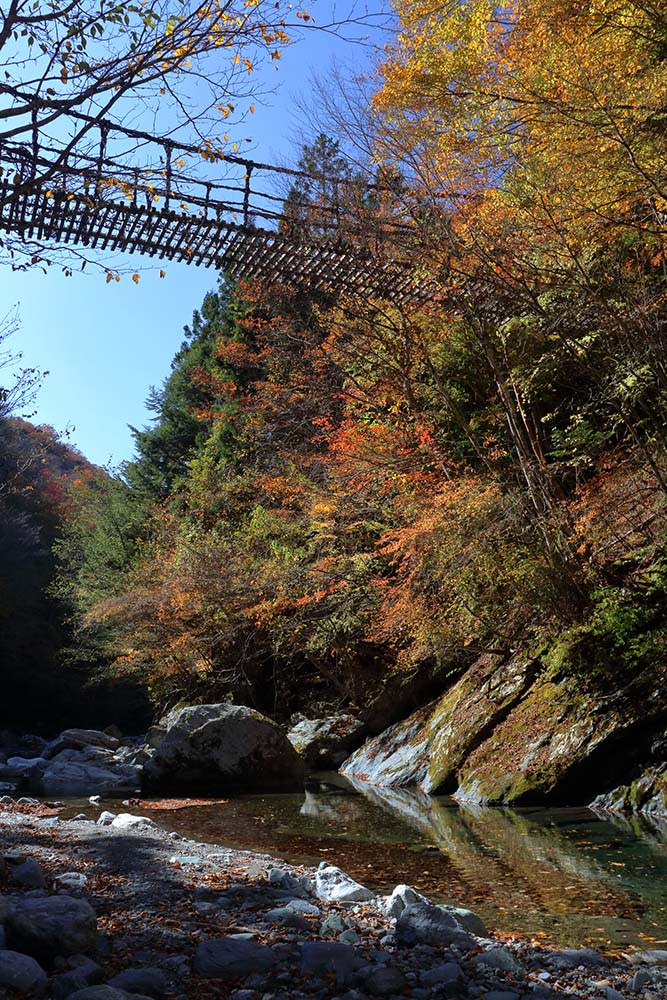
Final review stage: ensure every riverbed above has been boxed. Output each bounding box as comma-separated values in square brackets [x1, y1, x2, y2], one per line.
[64, 774, 667, 955]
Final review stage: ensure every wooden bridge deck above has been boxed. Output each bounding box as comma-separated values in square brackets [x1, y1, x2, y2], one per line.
[0, 182, 424, 302]
[0, 121, 432, 303]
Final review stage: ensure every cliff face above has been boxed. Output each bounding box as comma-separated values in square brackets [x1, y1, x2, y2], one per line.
[342, 652, 667, 810]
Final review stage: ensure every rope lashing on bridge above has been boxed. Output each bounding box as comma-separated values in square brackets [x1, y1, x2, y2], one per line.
[0, 114, 433, 303]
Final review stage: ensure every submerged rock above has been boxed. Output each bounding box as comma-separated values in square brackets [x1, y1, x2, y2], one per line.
[143, 703, 304, 794]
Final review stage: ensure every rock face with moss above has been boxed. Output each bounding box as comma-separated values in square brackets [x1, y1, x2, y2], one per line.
[341, 653, 667, 807]
[341, 654, 537, 794]
[590, 765, 667, 818]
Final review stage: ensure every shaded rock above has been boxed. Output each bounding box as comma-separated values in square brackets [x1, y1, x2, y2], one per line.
[548, 948, 608, 969]
[627, 950, 667, 965]
[287, 715, 366, 769]
[193, 937, 278, 978]
[43, 729, 121, 759]
[0, 756, 47, 784]
[420, 961, 464, 988]
[320, 913, 347, 936]
[67, 956, 103, 983]
[97, 811, 117, 826]
[394, 902, 474, 949]
[35, 749, 140, 798]
[285, 899, 320, 916]
[439, 903, 486, 937]
[5, 894, 98, 963]
[475, 947, 523, 974]
[300, 941, 363, 985]
[377, 884, 485, 936]
[263, 907, 310, 929]
[315, 864, 373, 903]
[9, 858, 46, 889]
[360, 965, 407, 996]
[143, 704, 304, 794]
[628, 970, 651, 991]
[52, 971, 90, 998]
[0, 950, 48, 995]
[107, 967, 170, 996]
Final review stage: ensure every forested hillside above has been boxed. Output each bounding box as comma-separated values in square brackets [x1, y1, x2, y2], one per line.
[9, 3, 667, 797]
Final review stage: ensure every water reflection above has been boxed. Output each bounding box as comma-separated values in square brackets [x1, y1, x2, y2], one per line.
[152, 776, 667, 953]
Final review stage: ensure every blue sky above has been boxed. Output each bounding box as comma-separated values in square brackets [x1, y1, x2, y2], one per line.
[0, 2, 390, 468]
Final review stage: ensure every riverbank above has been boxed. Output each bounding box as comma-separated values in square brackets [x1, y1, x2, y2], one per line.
[0, 800, 665, 999]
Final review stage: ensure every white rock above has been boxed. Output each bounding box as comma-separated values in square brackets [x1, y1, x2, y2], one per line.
[315, 864, 373, 903]
[377, 883, 431, 918]
[110, 813, 156, 830]
[96, 811, 117, 826]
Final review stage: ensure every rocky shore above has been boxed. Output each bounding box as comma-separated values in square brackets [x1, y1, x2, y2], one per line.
[0, 798, 665, 1000]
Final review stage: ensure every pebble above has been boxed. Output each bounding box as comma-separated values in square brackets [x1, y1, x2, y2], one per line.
[629, 970, 651, 992]
[107, 966, 171, 996]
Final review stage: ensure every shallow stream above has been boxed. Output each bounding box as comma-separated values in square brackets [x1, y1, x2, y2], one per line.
[72, 774, 667, 954]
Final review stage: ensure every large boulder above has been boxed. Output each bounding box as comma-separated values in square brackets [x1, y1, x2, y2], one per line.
[454, 668, 667, 805]
[143, 703, 304, 794]
[287, 714, 366, 769]
[4, 895, 98, 964]
[343, 652, 667, 805]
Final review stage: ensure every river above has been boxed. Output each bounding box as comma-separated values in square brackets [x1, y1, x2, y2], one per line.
[73, 773, 667, 955]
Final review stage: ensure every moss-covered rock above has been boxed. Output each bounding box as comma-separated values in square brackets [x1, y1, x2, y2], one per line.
[341, 653, 536, 792]
[591, 764, 667, 818]
[342, 643, 667, 805]
[454, 667, 667, 805]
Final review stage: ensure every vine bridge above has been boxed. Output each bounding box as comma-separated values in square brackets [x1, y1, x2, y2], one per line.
[0, 117, 430, 303]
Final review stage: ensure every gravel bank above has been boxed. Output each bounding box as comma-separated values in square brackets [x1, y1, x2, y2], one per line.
[0, 801, 665, 1000]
